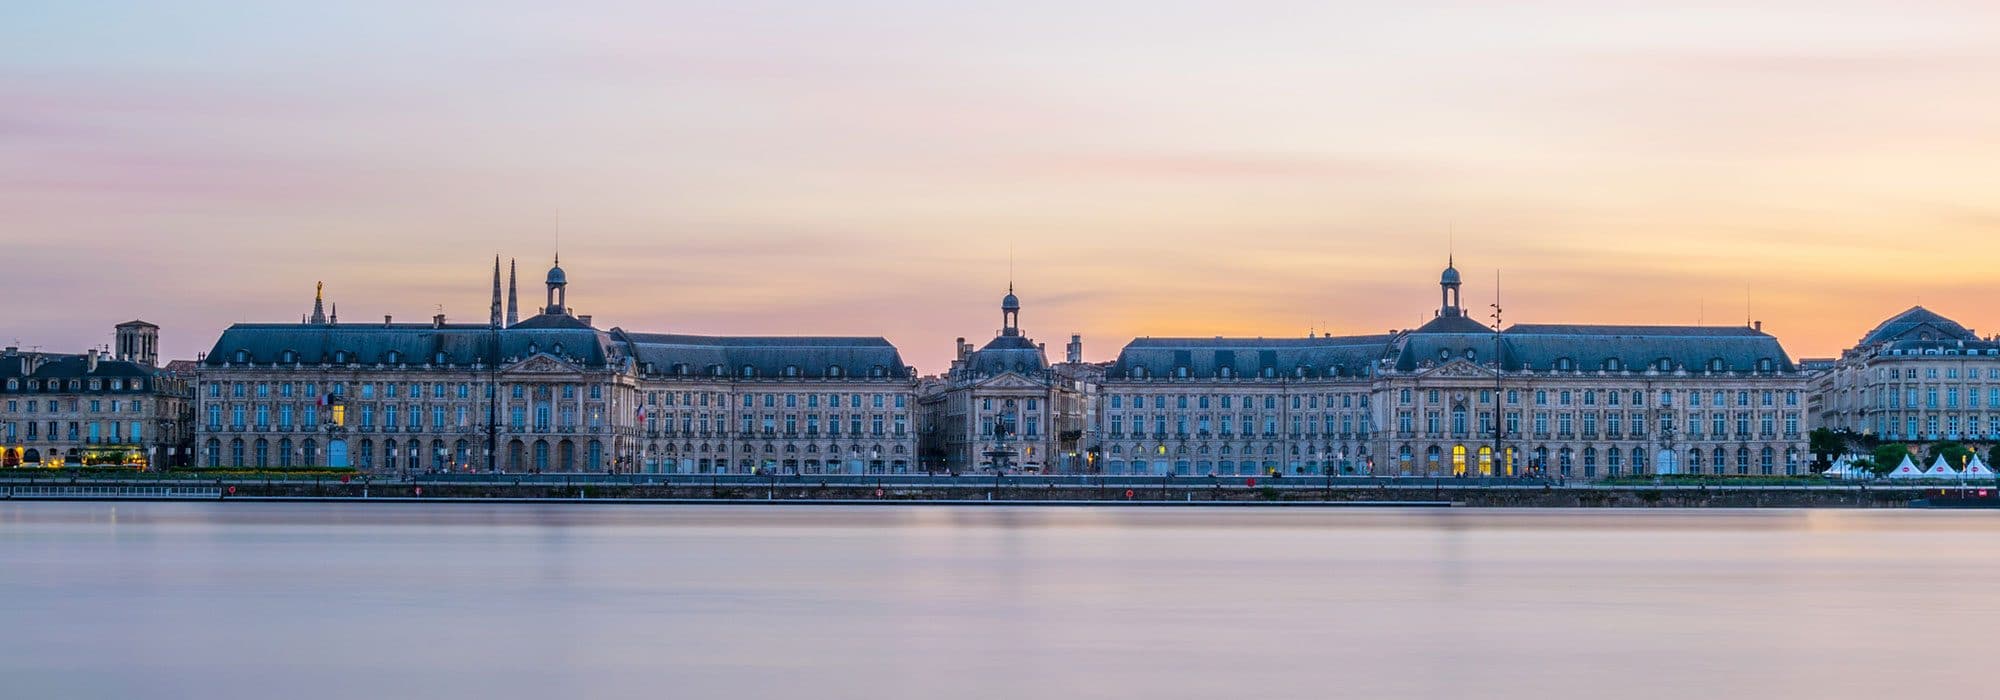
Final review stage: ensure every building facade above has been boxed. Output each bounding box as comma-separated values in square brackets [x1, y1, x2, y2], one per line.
[1808, 307, 2000, 445]
[918, 289, 1091, 473]
[1090, 260, 1810, 479]
[196, 258, 919, 474]
[0, 321, 195, 468]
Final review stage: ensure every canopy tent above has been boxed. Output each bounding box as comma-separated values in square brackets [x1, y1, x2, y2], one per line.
[1964, 455, 1994, 477]
[1822, 455, 1864, 479]
[1924, 455, 1961, 479]
[1887, 455, 1925, 479]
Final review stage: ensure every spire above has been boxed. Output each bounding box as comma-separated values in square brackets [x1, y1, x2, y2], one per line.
[308, 281, 328, 325]
[489, 255, 503, 327]
[330, 302, 338, 325]
[506, 259, 519, 327]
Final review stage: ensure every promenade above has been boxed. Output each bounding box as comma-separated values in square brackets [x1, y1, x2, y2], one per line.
[0, 472, 1977, 508]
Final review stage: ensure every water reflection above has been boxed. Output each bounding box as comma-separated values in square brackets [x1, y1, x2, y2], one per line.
[2, 503, 1995, 700]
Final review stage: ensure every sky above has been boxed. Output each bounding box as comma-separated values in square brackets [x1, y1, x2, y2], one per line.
[4, 0, 2000, 373]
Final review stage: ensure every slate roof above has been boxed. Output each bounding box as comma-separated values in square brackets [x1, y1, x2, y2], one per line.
[1110, 335, 1396, 379]
[618, 332, 912, 379]
[202, 322, 617, 368]
[1, 352, 167, 394]
[1110, 324, 1797, 378]
[960, 334, 1050, 378]
[1856, 307, 1978, 346]
[1497, 324, 1793, 373]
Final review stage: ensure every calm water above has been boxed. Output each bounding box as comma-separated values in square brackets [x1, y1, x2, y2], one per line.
[2, 503, 1993, 700]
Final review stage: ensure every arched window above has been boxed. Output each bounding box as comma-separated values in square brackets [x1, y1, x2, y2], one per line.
[1604, 358, 1621, 371]
[741, 365, 756, 378]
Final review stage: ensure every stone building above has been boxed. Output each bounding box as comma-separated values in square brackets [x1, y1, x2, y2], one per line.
[0, 321, 195, 468]
[196, 257, 919, 474]
[1808, 307, 2000, 445]
[918, 288, 1091, 473]
[1091, 259, 1810, 479]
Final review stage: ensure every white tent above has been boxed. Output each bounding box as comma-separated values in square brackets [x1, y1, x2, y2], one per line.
[1823, 455, 1863, 479]
[1964, 455, 1994, 477]
[1924, 455, 1961, 479]
[1887, 455, 1925, 479]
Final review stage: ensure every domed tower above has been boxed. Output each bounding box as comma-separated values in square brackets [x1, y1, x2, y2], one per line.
[1000, 284, 1022, 337]
[544, 256, 568, 316]
[1438, 256, 1463, 318]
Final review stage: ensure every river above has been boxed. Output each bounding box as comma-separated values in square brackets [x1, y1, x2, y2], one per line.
[1, 503, 1991, 699]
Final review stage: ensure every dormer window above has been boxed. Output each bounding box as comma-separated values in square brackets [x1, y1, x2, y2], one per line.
[1219, 367, 1233, 379]
[334, 351, 349, 364]
[784, 365, 800, 377]
[1131, 367, 1147, 379]
[1438, 349, 1450, 362]
[386, 351, 401, 364]
[741, 365, 756, 378]
[870, 365, 887, 378]
[1556, 357, 1574, 372]
[827, 365, 842, 377]
[1262, 367, 1277, 378]
[1175, 366, 1189, 378]
[235, 349, 250, 363]
[1465, 349, 1477, 362]
[1604, 358, 1621, 371]
[709, 365, 724, 377]
[1757, 358, 1774, 372]
[1709, 358, 1726, 372]
[435, 352, 448, 365]
[280, 350, 296, 364]
[1657, 357, 1673, 371]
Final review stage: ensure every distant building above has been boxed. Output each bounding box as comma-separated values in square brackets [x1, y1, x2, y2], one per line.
[195, 257, 919, 474]
[0, 322, 196, 468]
[918, 288, 1091, 472]
[1091, 259, 1810, 479]
[1808, 307, 2000, 444]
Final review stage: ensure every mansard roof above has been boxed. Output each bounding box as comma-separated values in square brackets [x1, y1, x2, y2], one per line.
[1856, 306, 1977, 346]
[960, 333, 1050, 378]
[1111, 334, 1396, 378]
[617, 332, 912, 379]
[0, 353, 159, 382]
[1497, 324, 1794, 373]
[1109, 323, 1797, 378]
[202, 323, 617, 368]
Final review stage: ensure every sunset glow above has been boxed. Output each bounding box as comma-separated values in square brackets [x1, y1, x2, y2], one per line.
[6, 1, 1999, 371]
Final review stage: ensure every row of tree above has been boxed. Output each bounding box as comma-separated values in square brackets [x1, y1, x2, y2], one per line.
[1808, 428, 1999, 477]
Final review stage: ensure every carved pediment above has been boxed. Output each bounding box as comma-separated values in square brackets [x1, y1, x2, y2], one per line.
[505, 353, 583, 374]
[1417, 359, 1494, 379]
[974, 373, 1049, 390]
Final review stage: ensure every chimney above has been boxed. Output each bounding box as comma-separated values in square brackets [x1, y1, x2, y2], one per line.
[86, 351, 99, 373]
[384, 315, 393, 326]
[579, 315, 592, 326]
[1753, 320, 1763, 332]
[433, 314, 447, 329]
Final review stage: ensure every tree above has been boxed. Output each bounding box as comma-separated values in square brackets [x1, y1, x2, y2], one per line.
[1808, 428, 1844, 468]
[1929, 441, 1974, 468]
[1869, 443, 1912, 476]
[1990, 444, 2000, 470]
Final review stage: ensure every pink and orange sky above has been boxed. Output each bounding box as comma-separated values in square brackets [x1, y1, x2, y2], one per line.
[5, 1, 2000, 372]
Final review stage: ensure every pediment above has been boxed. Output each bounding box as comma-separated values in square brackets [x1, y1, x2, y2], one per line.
[1416, 359, 1494, 379]
[504, 353, 584, 374]
[974, 373, 1049, 390]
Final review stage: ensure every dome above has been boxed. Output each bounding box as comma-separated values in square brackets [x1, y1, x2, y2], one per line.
[546, 264, 567, 286]
[1440, 265, 1461, 286]
[1001, 292, 1020, 311]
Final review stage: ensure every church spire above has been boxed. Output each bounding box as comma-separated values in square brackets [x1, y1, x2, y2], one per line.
[506, 258, 519, 327]
[490, 255, 503, 327]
